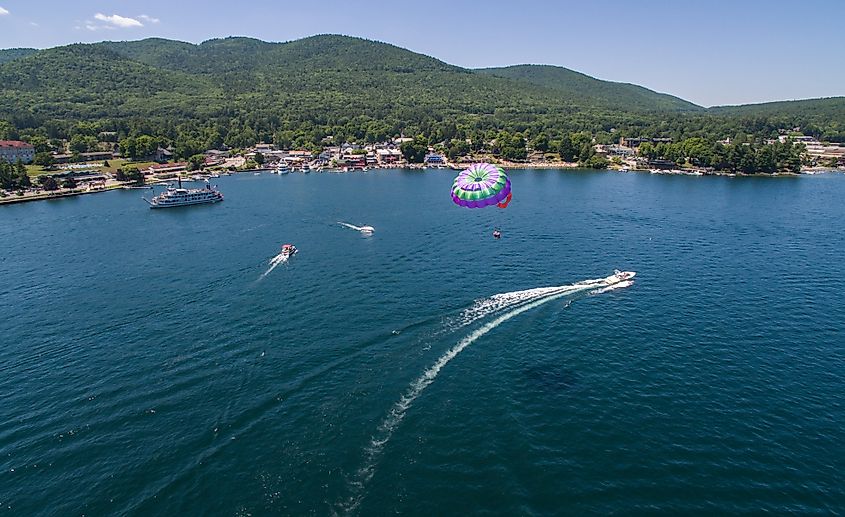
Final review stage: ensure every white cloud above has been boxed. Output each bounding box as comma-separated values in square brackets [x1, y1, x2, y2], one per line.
[29, 21, 38, 26]
[0, 6, 9, 16]
[93, 13, 143, 28]
[138, 14, 160, 24]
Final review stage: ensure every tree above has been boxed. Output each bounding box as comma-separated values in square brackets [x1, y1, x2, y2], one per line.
[578, 143, 594, 163]
[119, 137, 138, 160]
[638, 142, 657, 160]
[34, 152, 54, 169]
[558, 135, 576, 162]
[119, 166, 144, 185]
[253, 152, 265, 165]
[400, 136, 428, 163]
[17, 167, 31, 189]
[585, 155, 609, 169]
[39, 175, 59, 191]
[0, 161, 14, 189]
[530, 132, 549, 153]
[62, 177, 78, 189]
[135, 135, 158, 159]
[187, 154, 206, 171]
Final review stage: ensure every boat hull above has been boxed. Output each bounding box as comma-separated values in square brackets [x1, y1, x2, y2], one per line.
[149, 197, 223, 209]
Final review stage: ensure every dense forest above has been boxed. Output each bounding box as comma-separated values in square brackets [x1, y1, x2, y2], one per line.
[0, 35, 842, 167]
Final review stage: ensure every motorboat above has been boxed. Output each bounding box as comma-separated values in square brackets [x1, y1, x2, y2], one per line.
[492, 229, 501, 239]
[590, 279, 634, 295]
[280, 244, 298, 259]
[275, 162, 289, 175]
[359, 226, 375, 235]
[607, 269, 636, 283]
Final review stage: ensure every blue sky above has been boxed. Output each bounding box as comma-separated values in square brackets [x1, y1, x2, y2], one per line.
[1, 0, 843, 107]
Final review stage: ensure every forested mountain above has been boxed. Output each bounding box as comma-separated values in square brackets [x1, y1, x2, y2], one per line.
[0, 48, 38, 64]
[478, 64, 701, 112]
[0, 35, 842, 150]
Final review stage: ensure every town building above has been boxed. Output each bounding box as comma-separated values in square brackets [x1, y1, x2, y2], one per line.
[424, 153, 446, 165]
[155, 147, 174, 162]
[0, 140, 35, 164]
[376, 148, 402, 165]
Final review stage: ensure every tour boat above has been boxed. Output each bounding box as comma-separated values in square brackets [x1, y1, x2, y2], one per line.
[144, 178, 223, 208]
[275, 162, 289, 174]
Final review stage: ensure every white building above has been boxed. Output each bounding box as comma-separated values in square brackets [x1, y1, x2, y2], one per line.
[0, 140, 35, 164]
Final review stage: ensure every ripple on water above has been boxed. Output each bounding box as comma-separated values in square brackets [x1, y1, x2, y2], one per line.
[1, 171, 844, 514]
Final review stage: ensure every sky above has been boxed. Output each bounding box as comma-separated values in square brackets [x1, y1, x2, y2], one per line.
[1, 0, 843, 107]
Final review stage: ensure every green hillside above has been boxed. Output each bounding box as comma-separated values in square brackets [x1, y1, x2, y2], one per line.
[478, 64, 702, 112]
[0, 35, 842, 149]
[0, 48, 38, 64]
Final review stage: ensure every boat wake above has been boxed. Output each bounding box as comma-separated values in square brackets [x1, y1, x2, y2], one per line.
[338, 221, 375, 234]
[338, 271, 635, 514]
[259, 253, 288, 279]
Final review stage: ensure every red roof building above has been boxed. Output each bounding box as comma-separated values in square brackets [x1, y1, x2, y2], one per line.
[0, 140, 35, 164]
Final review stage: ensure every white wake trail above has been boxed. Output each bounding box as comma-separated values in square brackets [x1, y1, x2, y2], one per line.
[338, 221, 363, 231]
[259, 253, 288, 279]
[339, 277, 610, 514]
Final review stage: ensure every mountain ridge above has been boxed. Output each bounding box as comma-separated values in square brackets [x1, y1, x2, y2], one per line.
[0, 35, 842, 145]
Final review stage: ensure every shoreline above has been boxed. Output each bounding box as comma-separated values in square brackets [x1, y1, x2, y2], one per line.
[2, 166, 841, 206]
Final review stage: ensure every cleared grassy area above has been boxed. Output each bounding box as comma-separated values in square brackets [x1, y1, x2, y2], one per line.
[26, 159, 158, 177]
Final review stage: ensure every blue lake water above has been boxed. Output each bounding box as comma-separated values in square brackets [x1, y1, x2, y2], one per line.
[1, 169, 844, 514]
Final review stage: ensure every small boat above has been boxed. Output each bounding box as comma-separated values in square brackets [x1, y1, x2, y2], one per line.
[492, 229, 501, 239]
[604, 269, 636, 284]
[280, 243, 298, 259]
[359, 226, 374, 235]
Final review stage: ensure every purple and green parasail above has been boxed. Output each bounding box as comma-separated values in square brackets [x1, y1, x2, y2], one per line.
[451, 163, 512, 209]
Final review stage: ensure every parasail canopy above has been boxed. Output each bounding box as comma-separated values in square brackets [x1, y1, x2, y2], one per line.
[451, 163, 512, 209]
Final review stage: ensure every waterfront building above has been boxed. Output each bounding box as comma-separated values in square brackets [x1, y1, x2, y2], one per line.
[376, 148, 402, 164]
[0, 140, 35, 164]
[424, 153, 446, 165]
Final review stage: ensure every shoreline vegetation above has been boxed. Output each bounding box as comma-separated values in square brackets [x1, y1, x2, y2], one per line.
[1, 35, 843, 205]
[3, 162, 842, 206]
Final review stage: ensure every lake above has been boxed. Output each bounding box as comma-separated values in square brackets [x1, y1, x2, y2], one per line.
[1, 169, 844, 514]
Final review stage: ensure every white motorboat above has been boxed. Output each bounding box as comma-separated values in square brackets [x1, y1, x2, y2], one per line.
[590, 279, 635, 295]
[602, 270, 636, 285]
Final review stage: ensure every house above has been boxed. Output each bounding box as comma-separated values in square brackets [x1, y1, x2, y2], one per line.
[619, 137, 649, 148]
[0, 140, 35, 164]
[376, 148, 402, 164]
[154, 147, 174, 162]
[205, 149, 231, 159]
[254, 143, 276, 153]
[146, 162, 188, 175]
[79, 151, 114, 162]
[424, 153, 446, 165]
[605, 144, 634, 157]
[288, 150, 313, 160]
